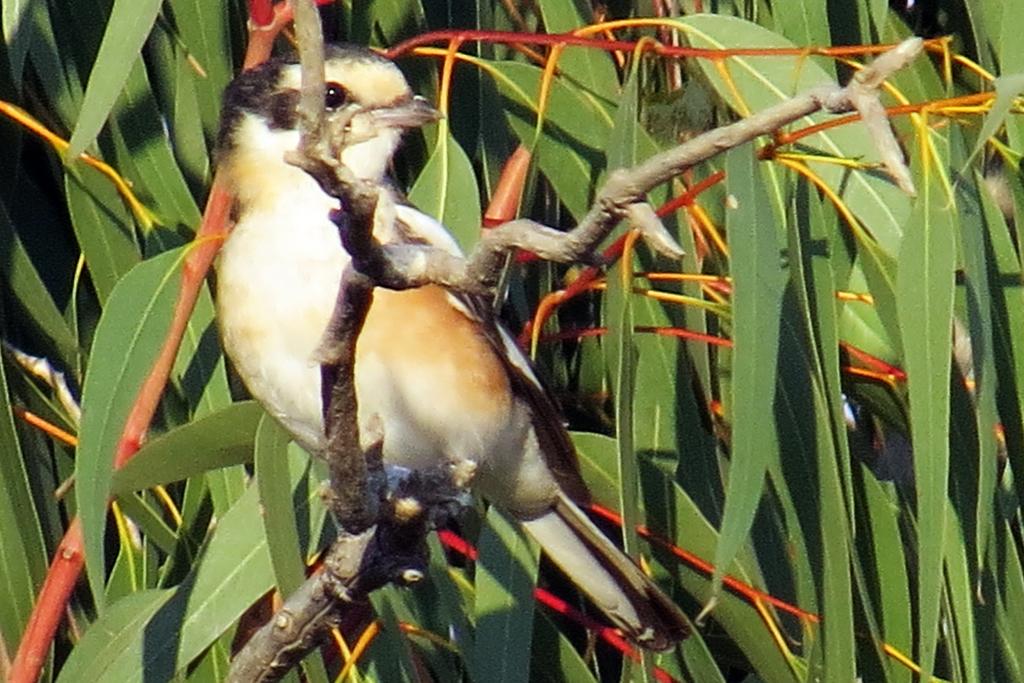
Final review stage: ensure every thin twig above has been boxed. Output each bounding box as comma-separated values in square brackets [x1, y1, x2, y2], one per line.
[228, 11, 923, 677]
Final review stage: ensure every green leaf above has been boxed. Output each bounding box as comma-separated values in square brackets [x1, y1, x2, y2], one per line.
[54, 589, 176, 683]
[67, 0, 163, 159]
[365, 590, 419, 682]
[979, 171, 1024, 511]
[896, 170, 957, 679]
[994, 521, 1024, 679]
[711, 144, 785, 595]
[2, 0, 32, 81]
[111, 401, 263, 495]
[961, 74, 1024, 175]
[532, 612, 598, 683]
[944, 505, 981, 682]
[637, 459, 798, 683]
[0, 353, 49, 653]
[0, 200, 80, 365]
[772, 0, 833, 58]
[958, 173, 1001, 579]
[78, 248, 185, 608]
[23, 0, 85, 126]
[472, 507, 539, 683]
[144, 21, 211, 195]
[851, 236, 903, 364]
[105, 59, 201, 229]
[164, 0, 236, 139]
[488, 60, 613, 220]
[603, 250, 643, 563]
[535, 0, 620, 105]
[680, 14, 911, 255]
[855, 471, 912, 683]
[255, 415, 307, 597]
[782, 188, 856, 681]
[408, 129, 482, 251]
[58, 485, 276, 681]
[65, 166, 140, 305]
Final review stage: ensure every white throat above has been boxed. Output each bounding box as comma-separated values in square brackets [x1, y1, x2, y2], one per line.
[225, 113, 403, 217]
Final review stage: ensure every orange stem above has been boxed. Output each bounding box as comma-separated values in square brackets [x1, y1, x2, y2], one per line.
[483, 145, 532, 227]
[587, 504, 820, 623]
[13, 407, 77, 447]
[8, 519, 85, 682]
[386, 29, 946, 62]
[10, 11, 282, 677]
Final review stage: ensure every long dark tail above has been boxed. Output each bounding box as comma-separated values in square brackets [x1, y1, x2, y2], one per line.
[521, 494, 689, 651]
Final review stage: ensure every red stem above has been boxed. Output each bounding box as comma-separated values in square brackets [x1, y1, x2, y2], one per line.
[7, 519, 85, 682]
[436, 530, 679, 682]
[247, 0, 273, 27]
[385, 29, 917, 62]
[9, 9, 285, 677]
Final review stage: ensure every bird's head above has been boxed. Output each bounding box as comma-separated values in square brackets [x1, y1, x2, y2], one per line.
[216, 45, 440, 210]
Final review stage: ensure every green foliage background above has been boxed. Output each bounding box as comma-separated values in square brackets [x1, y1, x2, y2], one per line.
[1, 0, 1023, 681]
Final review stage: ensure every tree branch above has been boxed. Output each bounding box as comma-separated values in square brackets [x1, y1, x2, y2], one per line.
[227, 4, 923, 675]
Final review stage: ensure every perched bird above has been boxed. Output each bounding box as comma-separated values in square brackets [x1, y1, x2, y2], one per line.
[215, 44, 688, 650]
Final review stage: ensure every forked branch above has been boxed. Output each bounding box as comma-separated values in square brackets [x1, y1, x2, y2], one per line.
[227, 1, 922, 678]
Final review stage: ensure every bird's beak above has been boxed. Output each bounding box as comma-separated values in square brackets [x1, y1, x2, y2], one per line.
[371, 95, 442, 129]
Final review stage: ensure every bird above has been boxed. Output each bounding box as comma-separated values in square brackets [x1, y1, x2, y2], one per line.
[214, 43, 689, 651]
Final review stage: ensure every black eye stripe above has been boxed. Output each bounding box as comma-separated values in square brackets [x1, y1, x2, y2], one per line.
[265, 90, 301, 131]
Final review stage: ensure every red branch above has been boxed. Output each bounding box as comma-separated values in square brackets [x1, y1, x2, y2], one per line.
[384, 29, 926, 62]
[8, 11, 286, 680]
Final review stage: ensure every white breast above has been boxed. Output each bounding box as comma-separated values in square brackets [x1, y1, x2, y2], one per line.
[216, 179, 344, 451]
[216, 161, 560, 516]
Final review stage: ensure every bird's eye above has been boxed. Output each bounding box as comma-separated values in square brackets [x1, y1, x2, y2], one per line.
[324, 82, 348, 110]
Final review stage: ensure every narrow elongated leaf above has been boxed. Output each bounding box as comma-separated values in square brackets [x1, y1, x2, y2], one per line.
[535, 0, 619, 104]
[532, 614, 598, 683]
[78, 248, 185, 608]
[255, 415, 307, 597]
[0, 201, 80, 364]
[106, 59, 201, 228]
[962, 74, 1024, 174]
[610, 254, 640, 557]
[24, 0, 84, 126]
[605, 64, 642, 559]
[635, 459, 798, 683]
[58, 485, 275, 681]
[782, 189, 856, 680]
[67, 0, 163, 158]
[488, 60, 612, 219]
[64, 167, 140, 305]
[143, 22, 210, 195]
[712, 145, 785, 594]
[856, 470, 912, 682]
[2, 0, 31, 81]
[111, 401, 262, 495]
[896, 166, 956, 679]
[773, 0, 833, 57]
[681, 14, 911, 255]
[473, 507, 538, 683]
[365, 590, 419, 682]
[408, 129, 482, 251]
[944, 505, 981, 682]
[984, 174, 1024, 515]
[994, 521, 1024, 679]
[959, 174, 1001, 578]
[0, 353, 48, 652]
[54, 589, 175, 683]
[165, 0, 235, 138]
